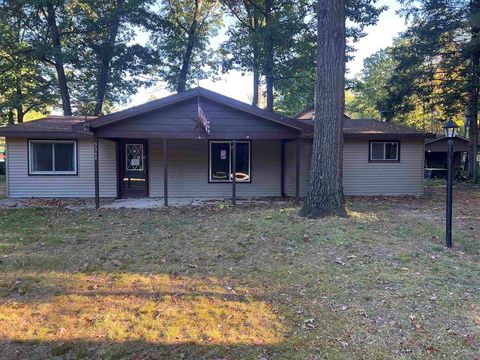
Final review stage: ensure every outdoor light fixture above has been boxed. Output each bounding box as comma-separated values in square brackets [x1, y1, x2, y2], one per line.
[442, 119, 459, 248]
[443, 118, 459, 139]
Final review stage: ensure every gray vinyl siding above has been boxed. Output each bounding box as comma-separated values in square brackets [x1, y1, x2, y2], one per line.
[284, 139, 424, 197]
[343, 140, 424, 196]
[5, 137, 424, 199]
[284, 140, 311, 197]
[6, 137, 116, 198]
[149, 139, 281, 198]
[98, 139, 117, 197]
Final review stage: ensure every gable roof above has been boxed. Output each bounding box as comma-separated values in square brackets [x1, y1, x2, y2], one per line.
[84, 87, 312, 132]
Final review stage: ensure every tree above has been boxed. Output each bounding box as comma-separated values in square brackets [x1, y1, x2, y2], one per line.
[221, 0, 312, 111]
[70, 0, 157, 115]
[149, 0, 223, 93]
[0, 2, 57, 124]
[40, 0, 73, 116]
[300, 0, 347, 218]
[271, 0, 386, 116]
[387, 0, 479, 180]
[220, 0, 264, 106]
[347, 49, 393, 119]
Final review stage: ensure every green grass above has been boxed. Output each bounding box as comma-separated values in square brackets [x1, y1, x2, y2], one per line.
[0, 186, 479, 359]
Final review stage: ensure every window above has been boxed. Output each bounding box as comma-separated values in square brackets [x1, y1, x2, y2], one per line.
[209, 141, 251, 182]
[370, 141, 399, 161]
[29, 140, 77, 175]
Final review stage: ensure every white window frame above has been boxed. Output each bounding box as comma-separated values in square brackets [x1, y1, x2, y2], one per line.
[28, 140, 77, 175]
[369, 141, 400, 161]
[209, 140, 251, 183]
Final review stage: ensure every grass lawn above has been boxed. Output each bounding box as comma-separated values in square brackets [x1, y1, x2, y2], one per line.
[0, 186, 479, 359]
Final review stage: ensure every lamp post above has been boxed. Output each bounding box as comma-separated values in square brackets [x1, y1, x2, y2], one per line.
[443, 119, 459, 249]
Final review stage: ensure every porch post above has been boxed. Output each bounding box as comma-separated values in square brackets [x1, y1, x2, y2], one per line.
[280, 139, 286, 197]
[232, 140, 236, 205]
[94, 136, 100, 209]
[295, 138, 300, 204]
[163, 138, 168, 207]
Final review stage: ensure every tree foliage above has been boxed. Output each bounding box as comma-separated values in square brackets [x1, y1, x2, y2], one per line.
[0, 0, 158, 120]
[349, 0, 479, 179]
[0, 1, 57, 124]
[220, 0, 385, 115]
[149, 0, 223, 93]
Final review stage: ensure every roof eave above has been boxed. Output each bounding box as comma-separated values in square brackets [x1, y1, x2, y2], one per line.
[302, 132, 436, 139]
[0, 130, 93, 138]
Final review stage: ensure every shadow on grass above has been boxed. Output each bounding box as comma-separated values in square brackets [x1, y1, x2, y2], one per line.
[0, 271, 286, 359]
[2, 339, 283, 359]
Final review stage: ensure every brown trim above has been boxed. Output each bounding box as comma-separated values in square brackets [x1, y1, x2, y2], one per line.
[96, 130, 301, 140]
[116, 140, 121, 199]
[208, 140, 252, 184]
[232, 140, 236, 205]
[280, 139, 286, 197]
[94, 136, 100, 209]
[145, 139, 150, 198]
[163, 138, 168, 207]
[368, 140, 401, 163]
[27, 139, 79, 176]
[295, 139, 300, 203]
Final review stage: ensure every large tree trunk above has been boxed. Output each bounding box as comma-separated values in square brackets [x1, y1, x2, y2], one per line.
[177, 0, 203, 93]
[252, 14, 261, 107]
[8, 110, 14, 125]
[264, 0, 274, 111]
[467, 86, 478, 180]
[467, 0, 480, 181]
[45, 2, 72, 116]
[300, 0, 347, 218]
[94, 0, 124, 115]
[253, 70, 260, 106]
[177, 35, 197, 93]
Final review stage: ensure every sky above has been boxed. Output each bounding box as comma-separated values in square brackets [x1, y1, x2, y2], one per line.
[129, 0, 407, 107]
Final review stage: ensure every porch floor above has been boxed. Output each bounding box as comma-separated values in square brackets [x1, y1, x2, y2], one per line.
[0, 197, 293, 210]
[102, 197, 292, 209]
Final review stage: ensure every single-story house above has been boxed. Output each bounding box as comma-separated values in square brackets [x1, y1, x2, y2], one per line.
[0, 87, 434, 207]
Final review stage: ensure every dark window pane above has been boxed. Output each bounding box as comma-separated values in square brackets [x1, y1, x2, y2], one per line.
[31, 143, 53, 172]
[371, 142, 384, 160]
[385, 142, 398, 160]
[54, 143, 75, 171]
[235, 142, 250, 181]
[211, 142, 230, 181]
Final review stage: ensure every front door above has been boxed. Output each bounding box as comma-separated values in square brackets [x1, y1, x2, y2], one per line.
[119, 140, 148, 198]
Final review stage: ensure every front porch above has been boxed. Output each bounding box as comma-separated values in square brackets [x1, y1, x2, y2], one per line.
[93, 138, 306, 209]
